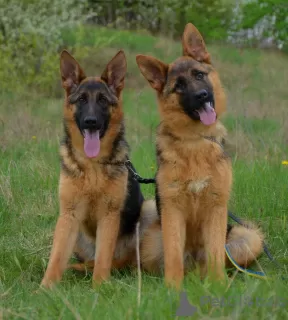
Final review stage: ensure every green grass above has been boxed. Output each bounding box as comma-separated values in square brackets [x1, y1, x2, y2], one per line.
[1, 26, 288, 319]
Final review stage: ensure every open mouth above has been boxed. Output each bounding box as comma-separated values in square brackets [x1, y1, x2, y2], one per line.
[83, 129, 101, 158]
[194, 101, 216, 126]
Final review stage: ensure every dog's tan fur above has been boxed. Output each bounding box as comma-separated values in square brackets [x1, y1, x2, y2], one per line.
[136, 23, 263, 289]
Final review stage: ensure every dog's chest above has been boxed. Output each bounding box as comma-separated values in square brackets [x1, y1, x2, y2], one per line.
[185, 176, 211, 194]
[83, 167, 107, 194]
[163, 140, 229, 196]
[82, 166, 128, 220]
[186, 156, 212, 193]
[168, 155, 212, 195]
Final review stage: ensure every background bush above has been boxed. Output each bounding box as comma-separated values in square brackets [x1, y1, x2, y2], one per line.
[86, 0, 287, 48]
[230, 0, 288, 50]
[0, 0, 89, 95]
[87, 0, 234, 41]
[0, 0, 286, 97]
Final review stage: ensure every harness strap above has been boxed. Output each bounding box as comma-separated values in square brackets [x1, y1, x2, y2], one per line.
[125, 160, 156, 184]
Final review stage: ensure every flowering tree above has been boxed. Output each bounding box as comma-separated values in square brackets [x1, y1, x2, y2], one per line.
[0, 0, 89, 93]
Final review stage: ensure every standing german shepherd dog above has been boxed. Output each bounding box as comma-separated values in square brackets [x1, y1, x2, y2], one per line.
[136, 23, 264, 289]
[41, 50, 156, 288]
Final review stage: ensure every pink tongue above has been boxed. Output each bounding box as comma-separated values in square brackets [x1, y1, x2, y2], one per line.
[84, 130, 100, 158]
[197, 102, 216, 125]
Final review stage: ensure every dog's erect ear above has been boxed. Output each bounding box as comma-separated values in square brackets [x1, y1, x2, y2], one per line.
[60, 50, 86, 91]
[182, 23, 210, 64]
[136, 55, 168, 92]
[101, 50, 127, 96]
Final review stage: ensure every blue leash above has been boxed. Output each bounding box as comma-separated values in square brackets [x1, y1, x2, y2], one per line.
[228, 211, 285, 280]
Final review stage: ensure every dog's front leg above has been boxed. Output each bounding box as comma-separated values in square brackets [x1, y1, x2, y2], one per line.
[201, 206, 227, 281]
[41, 213, 80, 289]
[161, 203, 186, 290]
[92, 211, 120, 287]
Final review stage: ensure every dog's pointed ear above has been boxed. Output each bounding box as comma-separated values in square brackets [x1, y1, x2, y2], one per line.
[182, 23, 210, 64]
[101, 50, 127, 96]
[136, 55, 168, 92]
[60, 50, 86, 91]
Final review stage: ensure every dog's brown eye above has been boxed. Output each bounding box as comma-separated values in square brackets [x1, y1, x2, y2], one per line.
[196, 72, 204, 80]
[79, 94, 87, 103]
[98, 94, 108, 105]
[175, 77, 186, 92]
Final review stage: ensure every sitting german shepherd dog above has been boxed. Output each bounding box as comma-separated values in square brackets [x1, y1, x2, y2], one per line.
[41, 50, 156, 288]
[136, 23, 264, 289]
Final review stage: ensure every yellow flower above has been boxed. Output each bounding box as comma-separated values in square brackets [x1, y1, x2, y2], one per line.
[32, 136, 36, 140]
[150, 166, 154, 170]
[282, 161, 288, 165]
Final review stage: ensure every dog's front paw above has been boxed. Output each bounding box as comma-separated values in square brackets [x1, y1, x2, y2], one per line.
[40, 278, 56, 290]
[92, 267, 110, 288]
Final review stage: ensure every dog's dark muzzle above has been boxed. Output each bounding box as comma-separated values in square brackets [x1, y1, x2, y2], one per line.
[194, 89, 214, 110]
[82, 116, 102, 131]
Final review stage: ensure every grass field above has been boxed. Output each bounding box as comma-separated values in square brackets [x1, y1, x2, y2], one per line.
[0, 27, 288, 319]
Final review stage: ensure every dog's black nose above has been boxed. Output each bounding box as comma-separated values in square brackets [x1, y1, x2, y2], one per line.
[195, 89, 208, 102]
[84, 116, 97, 127]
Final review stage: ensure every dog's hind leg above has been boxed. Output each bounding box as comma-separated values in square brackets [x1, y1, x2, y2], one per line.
[68, 254, 135, 273]
[68, 260, 95, 272]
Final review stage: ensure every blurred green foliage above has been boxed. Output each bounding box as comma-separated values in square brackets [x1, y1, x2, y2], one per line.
[243, 0, 287, 49]
[86, 0, 287, 48]
[0, 0, 286, 96]
[0, 0, 89, 94]
[86, 0, 234, 41]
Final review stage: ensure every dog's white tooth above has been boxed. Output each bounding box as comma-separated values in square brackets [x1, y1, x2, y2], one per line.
[204, 101, 210, 109]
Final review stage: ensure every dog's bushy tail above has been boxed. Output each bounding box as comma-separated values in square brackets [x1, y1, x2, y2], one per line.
[225, 222, 264, 268]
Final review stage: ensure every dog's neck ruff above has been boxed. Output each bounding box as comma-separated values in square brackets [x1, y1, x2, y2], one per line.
[97, 159, 128, 166]
[202, 135, 224, 149]
[201, 135, 230, 159]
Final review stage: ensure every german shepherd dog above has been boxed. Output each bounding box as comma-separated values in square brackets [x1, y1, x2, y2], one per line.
[40, 50, 157, 288]
[136, 23, 264, 289]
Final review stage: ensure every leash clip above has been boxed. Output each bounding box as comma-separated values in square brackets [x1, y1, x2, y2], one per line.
[125, 160, 141, 181]
[125, 160, 156, 184]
